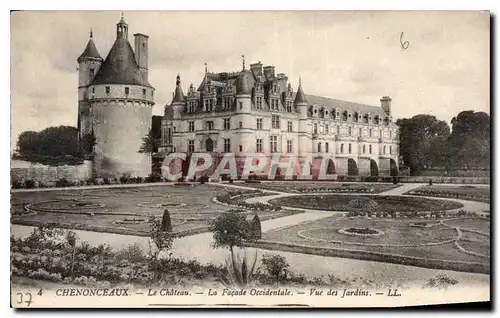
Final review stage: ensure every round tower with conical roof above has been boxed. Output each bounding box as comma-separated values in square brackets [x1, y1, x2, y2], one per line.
[294, 76, 312, 158]
[80, 15, 155, 178]
[77, 28, 103, 149]
[172, 74, 186, 120]
[233, 55, 253, 157]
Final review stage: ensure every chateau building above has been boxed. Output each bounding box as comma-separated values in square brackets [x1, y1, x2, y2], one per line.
[160, 58, 399, 177]
[77, 15, 155, 178]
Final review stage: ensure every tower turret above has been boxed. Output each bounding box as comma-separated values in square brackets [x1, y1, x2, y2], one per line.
[77, 28, 103, 148]
[294, 76, 308, 118]
[235, 55, 251, 113]
[172, 74, 186, 119]
[116, 13, 128, 39]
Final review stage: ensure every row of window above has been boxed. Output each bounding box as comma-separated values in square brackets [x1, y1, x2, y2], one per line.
[184, 137, 393, 155]
[313, 124, 393, 139]
[91, 86, 153, 98]
[311, 108, 392, 126]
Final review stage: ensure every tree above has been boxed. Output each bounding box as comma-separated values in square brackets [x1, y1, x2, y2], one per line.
[138, 128, 160, 158]
[161, 209, 172, 232]
[261, 254, 289, 285]
[249, 214, 262, 240]
[396, 115, 450, 175]
[447, 111, 490, 169]
[209, 213, 258, 288]
[147, 216, 174, 281]
[15, 126, 82, 165]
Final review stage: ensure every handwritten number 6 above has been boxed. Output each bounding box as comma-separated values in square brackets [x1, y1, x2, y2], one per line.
[400, 32, 409, 50]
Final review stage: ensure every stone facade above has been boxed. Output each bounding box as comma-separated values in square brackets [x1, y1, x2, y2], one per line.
[77, 16, 155, 178]
[160, 60, 399, 178]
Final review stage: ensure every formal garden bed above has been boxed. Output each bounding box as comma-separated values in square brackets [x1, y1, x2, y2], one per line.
[239, 182, 400, 194]
[404, 185, 490, 203]
[268, 194, 464, 213]
[259, 214, 490, 268]
[11, 185, 294, 238]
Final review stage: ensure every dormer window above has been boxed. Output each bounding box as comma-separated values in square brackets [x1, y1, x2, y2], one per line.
[105, 86, 110, 94]
[125, 87, 129, 95]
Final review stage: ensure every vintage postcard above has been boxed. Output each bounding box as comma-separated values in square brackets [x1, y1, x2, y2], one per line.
[10, 10, 490, 308]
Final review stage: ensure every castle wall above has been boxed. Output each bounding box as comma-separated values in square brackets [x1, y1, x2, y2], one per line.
[11, 160, 93, 185]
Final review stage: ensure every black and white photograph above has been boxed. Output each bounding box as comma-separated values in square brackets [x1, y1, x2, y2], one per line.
[9, 10, 490, 308]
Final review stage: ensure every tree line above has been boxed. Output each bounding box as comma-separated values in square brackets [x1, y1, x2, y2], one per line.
[397, 111, 490, 175]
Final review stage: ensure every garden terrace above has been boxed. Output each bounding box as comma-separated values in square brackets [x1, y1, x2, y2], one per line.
[405, 185, 490, 203]
[11, 185, 294, 237]
[267, 194, 464, 213]
[235, 182, 400, 194]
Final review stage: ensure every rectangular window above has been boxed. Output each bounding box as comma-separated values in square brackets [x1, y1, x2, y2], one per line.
[369, 144, 372, 154]
[325, 142, 329, 153]
[337, 126, 340, 135]
[239, 145, 243, 152]
[390, 146, 392, 154]
[348, 143, 352, 154]
[125, 87, 129, 95]
[340, 144, 344, 153]
[270, 136, 278, 153]
[369, 129, 372, 137]
[224, 139, 231, 152]
[239, 101, 243, 110]
[105, 86, 110, 94]
[223, 118, 230, 130]
[286, 101, 292, 112]
[206, 121, 214, 130]
[188, 121, 195, 132]
[256, 96, 263, 109]
[209, 99, 214, 112]
[359, 128, 362, 137]
[256, 139, 263, 152]
[325, 125, 329, 134]
[272, 115, 280, 129]
[142, 88, 146, 96]
[348, 127, 352, 136]
[256, 118, 263, 130]
[188, 140, 195, 153]
[91, 87, 95, 94]
[287, 121, 293, 132]
[286, 140, 293, 153]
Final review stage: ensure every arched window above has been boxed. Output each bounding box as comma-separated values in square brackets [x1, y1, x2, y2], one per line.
[317, 142, 322, 153]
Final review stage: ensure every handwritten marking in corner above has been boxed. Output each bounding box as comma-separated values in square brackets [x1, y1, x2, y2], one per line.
[400, 32, 410, 51]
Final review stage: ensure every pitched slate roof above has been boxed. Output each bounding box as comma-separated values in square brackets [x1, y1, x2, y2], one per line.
[172, 75, 186, 103]
[304, 94, 388, 116]
[78, 38, 102, 61]
[294, 83, 308, 104]
[91, 37, 151, 87]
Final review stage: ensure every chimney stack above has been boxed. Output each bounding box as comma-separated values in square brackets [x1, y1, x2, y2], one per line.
[380, 96, 392, 115]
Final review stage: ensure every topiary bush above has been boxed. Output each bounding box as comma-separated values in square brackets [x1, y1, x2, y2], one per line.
[249, 214, 262, 240]
[161, 209, 172, 232]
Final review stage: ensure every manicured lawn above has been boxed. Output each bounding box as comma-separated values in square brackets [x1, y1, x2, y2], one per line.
[405, 185, 490, 203]
[268, 194, 463, 212]
[11, 185, 292, 237]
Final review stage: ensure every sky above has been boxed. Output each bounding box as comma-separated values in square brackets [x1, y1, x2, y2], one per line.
[10, 10, 490, 151]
